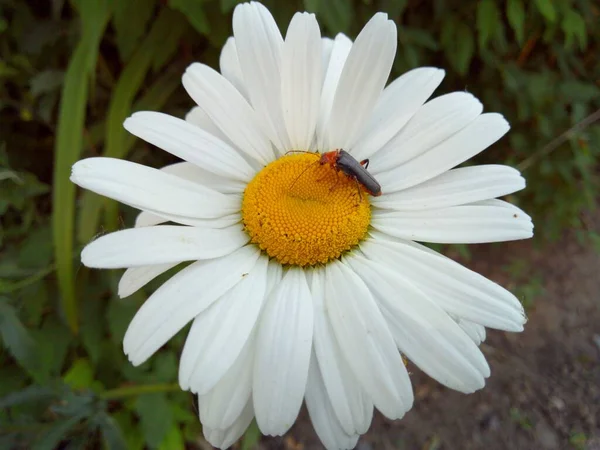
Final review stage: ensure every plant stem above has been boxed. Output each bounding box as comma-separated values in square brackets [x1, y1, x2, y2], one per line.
[518, 108, 600, 172]
[1, 264, 56, 294]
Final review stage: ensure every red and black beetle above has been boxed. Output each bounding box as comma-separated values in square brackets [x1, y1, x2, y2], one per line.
[319, 149, 382, 197]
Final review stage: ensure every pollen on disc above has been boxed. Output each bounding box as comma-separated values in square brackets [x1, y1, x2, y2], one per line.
[242, 153, 371, 266]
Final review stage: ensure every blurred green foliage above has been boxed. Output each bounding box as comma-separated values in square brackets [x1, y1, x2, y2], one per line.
[0, 0, 598, 447]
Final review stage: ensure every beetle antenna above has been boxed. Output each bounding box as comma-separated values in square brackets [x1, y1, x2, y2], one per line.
[288, 160, 319, 193]
[285, 150, 319, 155]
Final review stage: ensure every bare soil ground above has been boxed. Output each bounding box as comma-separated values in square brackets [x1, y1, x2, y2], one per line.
[262, 227, 600, 450]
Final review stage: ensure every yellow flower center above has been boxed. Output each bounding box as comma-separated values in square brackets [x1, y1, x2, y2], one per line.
[242, 153, 371, 266]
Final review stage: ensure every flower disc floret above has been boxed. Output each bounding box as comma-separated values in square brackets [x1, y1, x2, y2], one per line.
[242, 153, 371, 266]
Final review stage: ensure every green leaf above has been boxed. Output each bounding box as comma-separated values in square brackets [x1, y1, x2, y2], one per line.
[150, 22, 188, 73]
[403, 28, 439, 51]
[0, 171, 49, 212]
[559, 80, 600, 102]
[158, 426, 185, 450]
[106, 297, 140, 344]
[241, 420, 261, 450]
[113, 410, 145, 450]
[0, 366, 27, 398]
[561, 10, 587, 51]
[19, 280, 49, 327]
[51, 389, 95, 417]
[152, 352, 178, 383]
[113, 0, 155, 60]
[378, 0, 408, 18]
[52, 0, 112, 335]
[170, 0, 210, 34]
[304, 0, 353, 33]
[63, 358, 94, 389]
[18, 225, 53, 268]
[303, 0, 319, 13]
[0, 298, 42, 377]
[477, 0, 501, 49]
[506, 0, 525, 45]
[0, 264, 55, 295]
[33, 318, 73, 378]
[80, 296, 105, 365]
[135, 393, 173, 448]
[94, 412, 128, 450]
[30, 69, 64, 97]
[32, 410, 90, 450]
[0, 384, 56, 409]
[220, 0, 244, 13]
[441, 20, 475, 76]
[533, 0, 556, 22]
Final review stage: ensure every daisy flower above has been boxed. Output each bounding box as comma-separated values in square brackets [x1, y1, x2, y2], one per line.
[71, 2, 533, 449]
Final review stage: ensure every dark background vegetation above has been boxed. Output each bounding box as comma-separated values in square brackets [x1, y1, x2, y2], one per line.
[1, 0, 598, 448]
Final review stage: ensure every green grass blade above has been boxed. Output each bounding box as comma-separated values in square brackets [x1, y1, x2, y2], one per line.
[52, 1, 112, 334]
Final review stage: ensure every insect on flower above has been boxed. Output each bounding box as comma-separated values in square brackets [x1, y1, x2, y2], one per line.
[320, 149, 382, 197]
[288, 149, 382, 199]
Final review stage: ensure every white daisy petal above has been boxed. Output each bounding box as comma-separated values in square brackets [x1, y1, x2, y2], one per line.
[123, 245, 260, 366]
[376, 113, 510, 192]
[133, 211, 165, 228]
[233, 1, 290, 152]
[372, 200, 534, 244]
[325, 260, 413, 420]
[344, 253, 490, 393]
[281, 12, 322, 150]
[321, 37, 334, 77]
[327, 14, 397, 150]
[160, 160, 246, 196]
[456, 319, 487, 345]
[133, 210, 242, 229]
[180, 255, 268, 394]
[124, 176, 231, 297]
[316, 33, 352, 150]
[219, 37, 247, 98]
[351, 67, 445, 162]
[71, 158, 239, 222]
[135, 161, 244, 226]
[203, 400, 254, 450]
[185, 107, 240, 153]
[182, 63, 273, 165]
[373, 165, 525, 210]
[311, 269, 373, 435]
[370, 92, 483, 175]
[118, 263, 177, 299]
[81, 225, 249, 269]
[198, 336, 255, 430]
[362, 234, 527, 331]
[253, 267, 313, 436]
[305, 351, 360, 450]
[265, 259, 283, 297]
[124, 112, 254, 182]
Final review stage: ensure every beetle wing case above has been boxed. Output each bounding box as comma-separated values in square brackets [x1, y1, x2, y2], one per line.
[337, 150, 382, 196]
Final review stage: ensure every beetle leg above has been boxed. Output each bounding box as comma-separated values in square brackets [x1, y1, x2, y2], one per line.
[328, 171, 342, 192]
[353, 177, 363, 202]
[359, 158, 370, 169]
